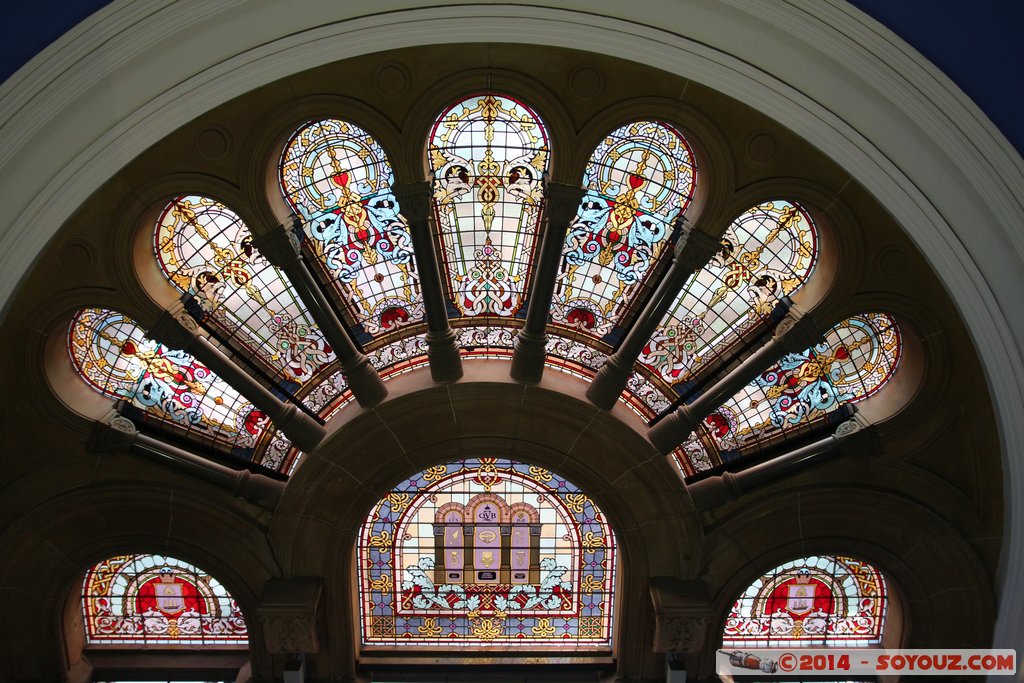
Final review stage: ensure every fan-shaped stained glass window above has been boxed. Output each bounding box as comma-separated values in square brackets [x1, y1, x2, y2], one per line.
[68, 308, 269, 456]
[82, 554, 247, 645]
[640, 200, 817, 391]
[428, 94, 549, 319]
[678, 313, 901, 473]
[154, 195, 334, 390]
[723, 555, 887, 647]
[280, 119, 423, 343]
[550, 120, 695, 342]
[358, 458, 616, 648]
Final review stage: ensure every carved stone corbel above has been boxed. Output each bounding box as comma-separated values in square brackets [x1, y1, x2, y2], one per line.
[650, 577, 713, 654]
[259, 578, 323, 654]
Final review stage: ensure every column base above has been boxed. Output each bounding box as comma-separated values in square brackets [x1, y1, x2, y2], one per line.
[426, 328, 463, 383]
[276, 404, 327, 453]
[647, 407, 698, 455]
[343, 355, 389, 408]
[585, 355, 633, 410]
[510, 330, 547, 383]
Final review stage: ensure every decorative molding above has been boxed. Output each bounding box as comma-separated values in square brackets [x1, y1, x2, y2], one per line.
[392, 181, 433, 224]
[543, 182, 586, 227]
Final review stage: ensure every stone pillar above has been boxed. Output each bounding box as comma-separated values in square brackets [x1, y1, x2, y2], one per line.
[148, 305, 326, 453]
[586, 226, 721, 408]
[90, 412, 285, 509]
[685, 414, 879, 511]
[650, 577, 713, 677]
[252, 221, 388, 408]
[393, 182, 463, 382]
[258, 578, 323, 655]
[510, 182, 587, 383]
[647, 307, 824, 454]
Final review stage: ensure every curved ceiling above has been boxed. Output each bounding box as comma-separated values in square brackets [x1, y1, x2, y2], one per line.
[5, 1, 1022, 157]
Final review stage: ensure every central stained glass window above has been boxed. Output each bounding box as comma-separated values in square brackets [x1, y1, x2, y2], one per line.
[358, 459, 616, 648]
[429, 94, 549, 319]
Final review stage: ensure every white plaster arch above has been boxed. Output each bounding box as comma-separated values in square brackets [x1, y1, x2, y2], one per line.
[1, 1, 1022, 665]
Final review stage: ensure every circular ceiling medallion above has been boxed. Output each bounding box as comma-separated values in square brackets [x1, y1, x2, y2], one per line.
[570, 66, 603, 98]
[375, 63, 409, 96]
[195, 125, 232, 162]
[59, 239, 95, 273]
[744, 131, 779, 166]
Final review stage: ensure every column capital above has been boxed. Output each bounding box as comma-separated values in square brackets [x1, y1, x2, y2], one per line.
[674, 228, 721, 273]
[773, 307, 824, 354]
[835, 414, 882, 457]
[258, 578, 323, 654]
[88, 411, 140, 454]
[393, 181, 433, 223]
[650, 577, 713, 654]
[251, 220, 303, 269]
[544, 182, 586, 226]
[148, 303, 201, 352]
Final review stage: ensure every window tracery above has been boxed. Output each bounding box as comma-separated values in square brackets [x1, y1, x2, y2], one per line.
[723, 555, 887, 647]
[280, 119, 423, 343]
[358, 459, 615, 648]
[154, 195, 334, 390]
[67, 307, 269, 457]
[550, 120, 695, 342]
[81, 554, 247, 645]
[429, 94, 549, 320]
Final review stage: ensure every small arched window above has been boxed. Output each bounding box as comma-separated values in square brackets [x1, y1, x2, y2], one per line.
[723, 555, 887, 647]
[550, 120, 695, 342]
[429, 94, 550, 319]
[67, 307, 269, 456]
[280, 119, 422, 344]
[676, 312, 901, 473]
[81, 553, 247, 645]
[154, 195, 334, 391]
[640, 200, 818, 393]
[358, 458, 616, 649]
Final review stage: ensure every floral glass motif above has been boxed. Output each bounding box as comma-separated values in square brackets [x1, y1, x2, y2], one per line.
[280, 119, 423, 341]
[551, 120, 695, 340]
[700, 313, 901, 457]
[68, 308, 270, 456]
[358, 459, 616, 648]
[81, 554, 247, 645]
[640, 200, 817, 389]
[723, 555, 887, 647]
[154, 195, 334, 388]
[429, 94, 549, 318]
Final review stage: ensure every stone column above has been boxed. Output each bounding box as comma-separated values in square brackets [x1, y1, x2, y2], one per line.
[393, 181, 463, 382]
[252, 221, 388, 408]
[586, 226, 721, 408]
[685, 415, 879, 511]
[647, 307, 824, 454]
[148, 305, 326, 453]
[509, 182, 587, 383]
[90, 412, 285, 509]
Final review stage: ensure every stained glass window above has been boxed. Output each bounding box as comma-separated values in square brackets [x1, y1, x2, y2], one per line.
[639, 200, 817, 390]
[358, 458, 616, 648]
[68, 308, 269, 456]
[723, 555, 887, 647]
[280, 119, 423, 342]
[81, 554, 247, 645]
[154, 195, 334, 389]
[429, 94, 549, 318]
[550, 121, 695, 341]
[703, 313, 900, 455]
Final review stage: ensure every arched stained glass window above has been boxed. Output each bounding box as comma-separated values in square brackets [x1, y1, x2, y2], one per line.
[68, 308, 269, 456]
[154, 195, 334, 388]
[693, 313, 901, 467]
[639, 200, 817, 389]
[428, 94, 549, 318]
[81, 554, 247, 645]
[723, 555, 887, 647]
[280, 119, 423, 342]
[358, 458, 616, 648]
[550, 120, 695, 341]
